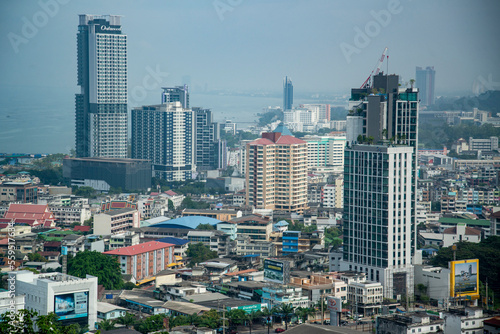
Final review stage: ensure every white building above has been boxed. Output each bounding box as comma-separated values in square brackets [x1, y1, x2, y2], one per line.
[418, 224, 481, 248]
[341, 145, 415, 299]
[413, 265, 450, 306]
[322, 179, 344, 209]
[302, 135, 346, 172]
[93, 208, 140, 235]
[0, 290, 25, 317]
[442, 307, 488, 334]
[13, 271, 98, 330]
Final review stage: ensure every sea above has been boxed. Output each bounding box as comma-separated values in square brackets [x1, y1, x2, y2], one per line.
[0, 85, 343, 155]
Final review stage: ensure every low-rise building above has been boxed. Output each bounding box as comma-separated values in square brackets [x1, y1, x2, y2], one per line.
[442, 307, 488, 334]
[236, 235, 276, 258]
[187, 230, 231, 256]
[232, 214, 273, 241]
[96, 301, 128, 320]
[93, 208, 140, 236]
[346, 280, 383, 316]
[262, 285, 310, 309]
[289, 272, 347, 304]
[104, 241, 175, 281]
[413, 265, 450, 306]
[376, 312, 445, 334]
[109, 231, 140, 250]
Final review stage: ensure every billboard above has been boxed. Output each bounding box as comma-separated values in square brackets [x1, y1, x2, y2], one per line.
[450, 259, 479, 299]
[263, 259, 290, 284]
[54, 291, 89, 321]
[327, 297, 342, 312]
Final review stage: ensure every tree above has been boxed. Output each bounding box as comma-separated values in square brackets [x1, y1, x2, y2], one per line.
[278, 303, 295, 330]
[74, 186, 97, 199]
[186, 242, 218, 267]
[324, 227, 343, 249]
[98, 319, 116, 331]
[0, 310, 79, 334]
[135, 314, 168, 334]
[168, 199, 175, 212]
[295, 307, 315, 324]
[226, 309, 246, 329]
[123, 281, 136, 290]
[196, 223, 215, 230]
[180, 196, 210, 210]
[68, 251, 123, 289]
[244, 310, 261, 334]
[115, 313, 136, 329]
[28, 252, 48, 262]
[315, 298, 327, 323]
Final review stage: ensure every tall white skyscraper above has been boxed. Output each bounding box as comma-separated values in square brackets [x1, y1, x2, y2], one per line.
[75, 15, 128, 158]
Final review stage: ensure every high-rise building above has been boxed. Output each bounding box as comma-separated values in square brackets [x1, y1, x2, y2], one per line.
[75, 15, 128, 158]
[302, 135, 346, 172]
[343, 72, 419, 299]
[301, 104, 331, 122]
[342, 145, 415, 298]
[162, 85, 189, 108]
[193, 107, 227, 171]
[131, 102, 195, 181]
[283, 76, 293, 111]
[245, 127, 308, 213]
[415, 66, 435, 106]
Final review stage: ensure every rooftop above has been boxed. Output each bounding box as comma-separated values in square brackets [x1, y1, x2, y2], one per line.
[104, 241, 174, 256]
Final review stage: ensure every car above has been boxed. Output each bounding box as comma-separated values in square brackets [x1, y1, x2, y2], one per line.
[340, 320, 348, 326]
[275, 329, 286, 333]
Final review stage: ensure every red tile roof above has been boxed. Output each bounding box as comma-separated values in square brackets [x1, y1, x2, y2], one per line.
[0, 238, 8, 245]
[4, 203, 54, 228]
[7, 203, 48, 214]
[275, 135, 307, 145]
[44, 241, 62, 247]
[104, 241, 174, 256]
[165, 190, 178, 196]
[73, 226, 91, 232]
[249, 138, 275, 146]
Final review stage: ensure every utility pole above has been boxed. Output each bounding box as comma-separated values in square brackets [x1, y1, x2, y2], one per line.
[486, 279, 488, 311]
[321, 294, 324, 325]
[223, 306, 226, 334]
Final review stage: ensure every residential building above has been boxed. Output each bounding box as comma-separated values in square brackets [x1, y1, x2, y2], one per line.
[418, 224, 481, 248]
[194, 107, 227, 171]
[13, 271, 98, 330]
[377, 312, 444, 334]
[491, 210, 500, 236]
[484, 316, 500, 334]
[75, 15, 127, 158]
[415, 66, 436, 106]
[161, 85, 189, 108]
[232, 214, 273, 241]
[187, 230, 231, 256]
[131, 102, 195, 181]
[217, 221, 237, 240]
[49, 205, 92, 227]
[181, 209, 239, 222]
[63, 157, 152, 192]
[300, 104, 331, 122]
[236, 235, 276, 258]
[246, 130, 308, 213]
[442, 307, 488, 334]
[289, 272, 347, 304]
[283, 76, 293, 110]
[109, 231, 140, 250]
[61, 234, 86, 257]
[302, 135, 346, 172]
[96, 302, 128, 320]
[93, 208, 140, 235]
[104, 241, 175, 281]
[322, 178, 344, 209]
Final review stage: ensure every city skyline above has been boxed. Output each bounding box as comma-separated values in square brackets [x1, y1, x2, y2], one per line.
[1, 1, 500, 154]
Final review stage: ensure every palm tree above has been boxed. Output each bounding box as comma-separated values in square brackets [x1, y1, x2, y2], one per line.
[98, 319, 116, 331]
[244, 310, 261, 334]
[115, 313, 136, 329]
[296, 307, 315, 324]
[278, 303, 295, 330]
[315, 299, 327, 323]
[261, 307, 273, 333]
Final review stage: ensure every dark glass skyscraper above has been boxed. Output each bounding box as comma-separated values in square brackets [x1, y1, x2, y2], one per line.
[75, 15, 128, 158]
[162, 85, 189, 109]
[415, 66, 435, 106]
[283, 76, 293, 110]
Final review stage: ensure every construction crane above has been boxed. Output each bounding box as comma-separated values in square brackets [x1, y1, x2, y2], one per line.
[360, 47, 388, 89]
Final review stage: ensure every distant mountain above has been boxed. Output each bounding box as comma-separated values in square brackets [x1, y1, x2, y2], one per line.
[432, 90, 500, 114]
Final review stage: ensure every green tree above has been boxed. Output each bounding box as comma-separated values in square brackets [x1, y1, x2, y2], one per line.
[295, 307, 315, 323]
[196, 223, 215, 230]
[278, 303, 295, 330]
[123, 282, 136, 290]
[115, 313, 136, 329]
[135, 314, 168, 334]
[74, 186, 97, 199]
[186, 242, 218, 267]
[98, 319, 116, 331]
[28, 252, 48, 262]
[180, 196, 210, 210]
[68, 251, 123, 289]
[168, 199, 175, 212]
[324, 226, 343, 249]
[226, 309, 246, 328]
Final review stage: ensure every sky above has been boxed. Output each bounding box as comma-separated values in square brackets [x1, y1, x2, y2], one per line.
[0, 0, 499, 154]
[1, 0, 499, 98]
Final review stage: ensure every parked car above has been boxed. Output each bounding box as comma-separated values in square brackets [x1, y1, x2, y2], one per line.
[275, 329, 286, 333]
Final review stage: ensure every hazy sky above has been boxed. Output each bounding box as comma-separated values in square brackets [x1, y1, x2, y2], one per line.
[1, 0, 499, 101]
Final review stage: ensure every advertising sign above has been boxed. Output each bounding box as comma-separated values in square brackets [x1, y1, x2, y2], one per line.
[263, 259, 285, 284]
[449, 259, 479, 299]
[327, 297, 342, 312]
[54, 291, 89, 321]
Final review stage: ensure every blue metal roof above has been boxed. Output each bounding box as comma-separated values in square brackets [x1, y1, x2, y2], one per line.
[150, 216, 221, 229]
[156, 237, 189, 246]
[273, 123, 293, 136]
[275, 220, 289, 227]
